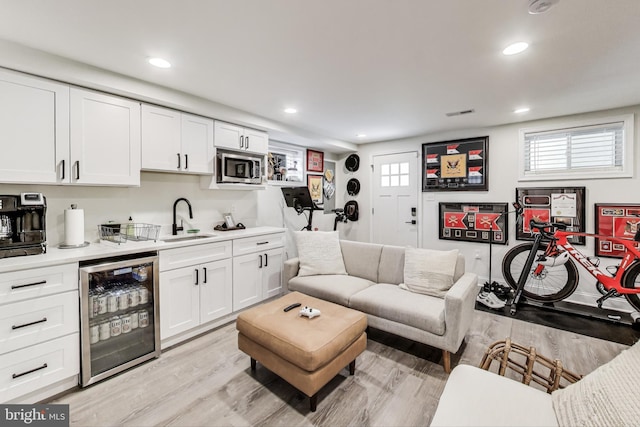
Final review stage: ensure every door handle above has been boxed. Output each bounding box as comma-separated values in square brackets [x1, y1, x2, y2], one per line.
[203, 267, 207, 284]
[405, 220, 417, 225]
[184, 154, 188, 170]
[61, 159, 65, 180]
[12, 318, 47, 330]
[264, 253, 268, 267]
[245, 136, 249, 150]
[13, 363, 48, 379]
[240, 135, 244, 149]
[177, 153, 181, 169]
[75, 161, 80, 180]
[195, 268, 199, 285]
[258, 254, 263, 268]
[11, 280, 46, 290]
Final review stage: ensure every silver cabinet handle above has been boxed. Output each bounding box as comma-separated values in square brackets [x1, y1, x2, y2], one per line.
[245, 136, 249, 150]
[240, 135, 244, 149]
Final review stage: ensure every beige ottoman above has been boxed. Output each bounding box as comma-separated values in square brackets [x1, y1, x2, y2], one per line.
[236, 291, 367, 412]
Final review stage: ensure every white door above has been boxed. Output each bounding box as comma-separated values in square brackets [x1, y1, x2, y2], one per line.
[214, 121, 243, 151]
[243, 128, 269, 155]
[0, 69, 69, 184]
[70, 88, 141, 186]
[262, 248, 284, 299]
[141, 104, 182, 172]
[199, 258, 233, 324]
[232, 253, 262, 311]
[181, 113, 214, 174]
[372, 152, 419, 247]
[159, 268, 199, 340]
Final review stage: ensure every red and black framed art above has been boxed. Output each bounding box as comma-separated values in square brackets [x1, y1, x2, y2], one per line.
[422, 136, 488, 192]
[306, 149, 324, 173]
[595, 203, 640, 258]
[439, 202, 508, 244]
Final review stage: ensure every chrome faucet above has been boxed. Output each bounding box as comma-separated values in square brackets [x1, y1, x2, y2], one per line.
[172, 198, 193, 235]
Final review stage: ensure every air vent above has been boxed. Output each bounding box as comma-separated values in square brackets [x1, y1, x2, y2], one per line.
[446, 109, 475, 117]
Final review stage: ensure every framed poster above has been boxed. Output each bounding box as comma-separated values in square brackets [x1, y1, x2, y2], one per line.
[307, 174, 324, 205]
[422, 136, 488, 192]
[306, 149, 324, 172]
[594, 203, 640, 258]
[515, 187, 586, 244]
[323, 161, 336, 213]
[439, 202, 509, 244]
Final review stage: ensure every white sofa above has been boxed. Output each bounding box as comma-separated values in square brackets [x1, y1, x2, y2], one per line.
[283, 239, 479, 372]
[431, 339, 640, 427]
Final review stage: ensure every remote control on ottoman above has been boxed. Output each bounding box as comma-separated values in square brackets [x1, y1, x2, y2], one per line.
[299, 306, 321, 319]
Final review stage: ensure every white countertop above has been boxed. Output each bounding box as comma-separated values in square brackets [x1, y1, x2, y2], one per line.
[0, 226, 286, 273]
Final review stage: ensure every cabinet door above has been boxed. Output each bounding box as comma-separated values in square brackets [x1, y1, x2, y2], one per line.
[214, 121, 243, 151]
[159, 268, 199, 340]
[0, 69, 69, 184]
[141, 104, 182, 172]
[243, 128, 269, 155]
[199, 258, 232, 324]
[70, 88, 141, 186]
[232, 253, 262, 311]
[181, 114, 214, 174]
[262, 248, 284, 300]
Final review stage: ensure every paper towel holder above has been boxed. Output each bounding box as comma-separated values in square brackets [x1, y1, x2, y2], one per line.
[59, 203, 91, 249]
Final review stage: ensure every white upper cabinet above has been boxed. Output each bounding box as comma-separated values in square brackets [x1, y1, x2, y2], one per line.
[142, 104, 213, 174]
[214, 121, 268, 155]
[70, 88, 141, 186]
[0, 68, 69, 184]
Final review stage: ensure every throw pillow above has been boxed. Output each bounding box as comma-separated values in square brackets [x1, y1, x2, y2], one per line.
[552, 340, 640, 427]
[294, 231, 347, 277]
[399, 248, 459, 298]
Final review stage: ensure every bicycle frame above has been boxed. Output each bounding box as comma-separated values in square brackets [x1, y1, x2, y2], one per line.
[550, 230, 640, 295]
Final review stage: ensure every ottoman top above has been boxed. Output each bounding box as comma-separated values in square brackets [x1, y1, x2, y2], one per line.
[237, 292, 367, 372]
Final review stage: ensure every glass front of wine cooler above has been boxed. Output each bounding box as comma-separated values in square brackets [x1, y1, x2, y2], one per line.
[79, 252, 160, 386]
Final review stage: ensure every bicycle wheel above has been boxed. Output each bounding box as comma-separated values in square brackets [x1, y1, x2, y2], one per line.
[502, 243, 579, 302]
[621, 261, 640, 312]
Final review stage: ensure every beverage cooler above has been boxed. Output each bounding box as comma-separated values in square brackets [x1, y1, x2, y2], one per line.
[79, 252, 160, 386]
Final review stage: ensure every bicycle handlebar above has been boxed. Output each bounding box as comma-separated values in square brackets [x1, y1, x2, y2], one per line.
[529, 220, 567, 238]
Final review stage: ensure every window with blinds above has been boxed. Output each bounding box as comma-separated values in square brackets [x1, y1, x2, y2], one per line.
[519, 115, 634, 181]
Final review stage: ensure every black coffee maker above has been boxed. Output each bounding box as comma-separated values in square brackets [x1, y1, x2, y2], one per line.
[0, 193, 47, 258]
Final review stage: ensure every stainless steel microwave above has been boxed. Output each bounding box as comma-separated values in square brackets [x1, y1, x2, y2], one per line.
[217, 150, 263, 184]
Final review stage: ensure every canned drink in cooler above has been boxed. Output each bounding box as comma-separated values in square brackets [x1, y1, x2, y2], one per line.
[110, 316, 122, 336]
[130, 311, 139, 329]
[97, 293, 108, 315]
[139, 286, 149, 304]
[121, 313, 132, 333]
[99, 321, 110, 341]
[138, 309, 149, 328]
[107, 291, 118, 313]
[90, 322, 100, 344]
[118, 289, 129, 311]
[128, 286, 139, 307]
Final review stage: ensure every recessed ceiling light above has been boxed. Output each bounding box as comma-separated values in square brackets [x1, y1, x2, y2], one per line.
[284, 108, 298, 114]
[356, 133, 367, 138]
[502, 42, 529, 56]
[148, 57, 171, 68]
[514, 107, 530, 114]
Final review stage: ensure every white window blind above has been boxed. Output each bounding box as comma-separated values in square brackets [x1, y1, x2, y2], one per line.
[519, 115, 634, 181]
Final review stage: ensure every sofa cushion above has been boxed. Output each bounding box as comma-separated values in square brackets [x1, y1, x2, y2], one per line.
[401, 248, 459, 298]
[349, 283, 446, 335]
[431, 364, 558, 427]
[552, 339, 640, 427]
[339, 240, 383, 282]
[294, 231, 347, 277]
[288, 274, 374, 306]
[378, 244, 406, 285]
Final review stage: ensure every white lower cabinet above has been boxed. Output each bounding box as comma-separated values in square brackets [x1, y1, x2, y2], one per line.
[0, 262, 79, 403]
[233, 247, 283, 311]
[159, 242, 233, 342]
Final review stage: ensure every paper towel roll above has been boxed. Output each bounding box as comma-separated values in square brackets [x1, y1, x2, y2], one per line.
[64, 207, 85, 245]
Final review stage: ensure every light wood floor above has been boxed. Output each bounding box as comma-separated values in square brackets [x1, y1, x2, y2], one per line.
[50, 309, 628, 427]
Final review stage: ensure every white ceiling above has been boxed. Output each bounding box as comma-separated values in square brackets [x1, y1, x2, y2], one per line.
[1, 0, 639, 147]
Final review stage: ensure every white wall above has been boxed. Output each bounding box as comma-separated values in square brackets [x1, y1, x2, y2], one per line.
[0, 172, 258, 245]
[347, 105, 640, 313]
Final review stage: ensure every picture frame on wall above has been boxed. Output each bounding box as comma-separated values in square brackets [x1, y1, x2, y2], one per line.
[422, 136, 489, 192]
[594, 203, 640, 258]
[306, 149, 324, 172]
[515, 187, 586, 244]
[438, 202, 509, 245]
[307, 174, 324, 205]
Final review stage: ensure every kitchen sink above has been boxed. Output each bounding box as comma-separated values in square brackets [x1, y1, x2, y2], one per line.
[161, 234, 216, 242]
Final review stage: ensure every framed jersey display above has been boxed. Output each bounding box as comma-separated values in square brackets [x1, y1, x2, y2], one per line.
[438, 202, 508, 244]
[422, 136, 488, 192]
[594, 203, 640, 258]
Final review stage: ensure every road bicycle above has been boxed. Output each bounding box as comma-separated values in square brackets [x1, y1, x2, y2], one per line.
[501, 206, 640, 316]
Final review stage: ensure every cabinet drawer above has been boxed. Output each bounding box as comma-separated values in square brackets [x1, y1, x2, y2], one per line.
[0, 333, 79, 403]
[233, 233, 285, 256]
[0, 291, 79, 355]
[160, 241, 232, 271]
[0, 263, 78, 304]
